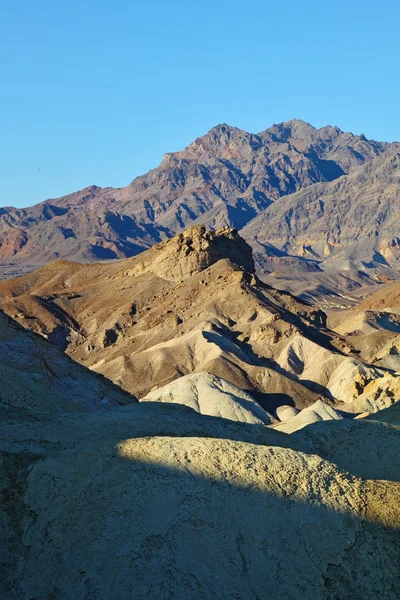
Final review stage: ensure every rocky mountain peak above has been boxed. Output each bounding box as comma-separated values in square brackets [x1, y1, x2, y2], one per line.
[182, 123, 264, 159]
[203, 123, 244, 140]
[134, 225, 255, 282]
[0, 119, 394, 275]
[265, 119, 345, 147]
[265, 119, 316, 141]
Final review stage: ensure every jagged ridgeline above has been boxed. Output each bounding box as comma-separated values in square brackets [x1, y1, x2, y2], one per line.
[1, 120, 399, 285]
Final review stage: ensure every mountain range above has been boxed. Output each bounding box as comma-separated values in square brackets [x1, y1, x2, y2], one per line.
[1, 119, 399, 294]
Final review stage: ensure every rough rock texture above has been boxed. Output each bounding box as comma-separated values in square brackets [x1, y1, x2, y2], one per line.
[243, 147, 400, 270]
[1, 396, 400, 599]
[340, 376, 400, 414]
[142, 372, 272, 424]
[123, 224, 255, 281]
[326, 289, 400, 371]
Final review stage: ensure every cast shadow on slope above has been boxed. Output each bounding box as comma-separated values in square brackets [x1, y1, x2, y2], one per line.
[77, 455, 399, 599]
[202, 327, 336, 403]
[132, 405, 400, 482]
[4, 435, 399, 600]
[126, 401, 400, 482]
[53, 402, 400, 482]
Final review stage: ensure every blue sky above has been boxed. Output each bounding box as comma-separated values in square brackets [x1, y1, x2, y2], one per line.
[1, 0, 399, 208]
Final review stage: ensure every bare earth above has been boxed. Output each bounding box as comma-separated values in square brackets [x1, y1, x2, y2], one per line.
[0, 225, 399, 421]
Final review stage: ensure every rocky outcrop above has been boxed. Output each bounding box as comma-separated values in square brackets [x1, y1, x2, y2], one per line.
[341, 375, 400, 414]
[125, 224, 255, 281]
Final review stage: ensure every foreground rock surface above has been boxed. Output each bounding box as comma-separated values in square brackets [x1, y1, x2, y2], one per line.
[2, 402, 400, 600]
[1, 317, 400, 600]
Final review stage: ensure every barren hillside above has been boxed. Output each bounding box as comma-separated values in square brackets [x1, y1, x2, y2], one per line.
[0, 225, 398, 418]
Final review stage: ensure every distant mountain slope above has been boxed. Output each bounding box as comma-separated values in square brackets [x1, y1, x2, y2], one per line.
[0, 120, 389, 271]
[243, 147, 400, 269]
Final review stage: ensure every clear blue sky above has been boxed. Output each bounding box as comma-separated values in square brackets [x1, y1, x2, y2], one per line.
[1, 0, 399, 208]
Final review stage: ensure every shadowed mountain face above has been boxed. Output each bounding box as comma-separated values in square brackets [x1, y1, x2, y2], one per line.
[0, 120, 391, 277]
[243, 148, 400, 270]
[0, 310, 136, 417]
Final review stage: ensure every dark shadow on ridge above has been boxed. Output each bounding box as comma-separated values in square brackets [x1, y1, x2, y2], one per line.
[3, 430, 399, 599]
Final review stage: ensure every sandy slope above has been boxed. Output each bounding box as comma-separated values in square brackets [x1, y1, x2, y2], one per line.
[0, 225, 398, 416]
[142, 372, 273, 424]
